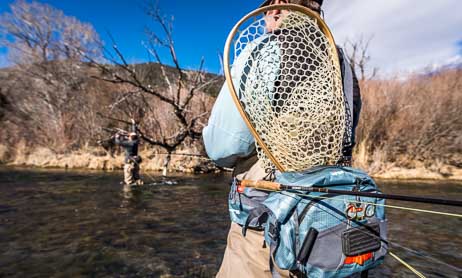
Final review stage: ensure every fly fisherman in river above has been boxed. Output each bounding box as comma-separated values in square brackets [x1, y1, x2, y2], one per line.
[203, 0, 362, 277]
[115, 119, 143, 186]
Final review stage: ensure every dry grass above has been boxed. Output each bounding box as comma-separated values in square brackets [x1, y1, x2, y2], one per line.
[0, 144, 9, 163]
[353, 69, 462, 178]
[2, 65, 461, 179]
[7, 143, 217, 174]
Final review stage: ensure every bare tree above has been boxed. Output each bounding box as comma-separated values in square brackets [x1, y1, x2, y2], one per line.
[0, 0, 220, 173]
[0, 0, 101, 64]
[92, 3, 221, 175]
[343, 35, 378, 81]
[0, 0, 103, 149]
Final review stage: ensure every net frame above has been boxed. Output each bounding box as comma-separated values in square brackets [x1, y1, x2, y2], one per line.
[223, 4, 343, 172]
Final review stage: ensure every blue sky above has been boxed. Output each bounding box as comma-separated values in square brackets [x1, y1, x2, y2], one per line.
[0, 0, 263, 73]
[1, 0, 462, 76]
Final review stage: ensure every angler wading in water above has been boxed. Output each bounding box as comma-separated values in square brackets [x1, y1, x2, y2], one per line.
[203, 0, 372, 277]
[115, 119, 144, 186]
[204, 1, 462, 277]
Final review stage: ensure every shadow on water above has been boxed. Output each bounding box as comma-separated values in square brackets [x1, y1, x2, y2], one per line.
[0, 167, 461, 277]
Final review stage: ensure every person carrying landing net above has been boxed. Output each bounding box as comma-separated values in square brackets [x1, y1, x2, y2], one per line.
[115, 119, 143, 186]
[203, 0, 362, 277]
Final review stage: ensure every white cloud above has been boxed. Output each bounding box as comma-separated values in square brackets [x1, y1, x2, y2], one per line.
[323, 0, 462, 77]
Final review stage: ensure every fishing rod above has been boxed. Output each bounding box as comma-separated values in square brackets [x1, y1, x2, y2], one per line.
[238, 180, 462, 207]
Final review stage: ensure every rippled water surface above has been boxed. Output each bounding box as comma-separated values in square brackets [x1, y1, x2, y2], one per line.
[0, 167, 461, 277]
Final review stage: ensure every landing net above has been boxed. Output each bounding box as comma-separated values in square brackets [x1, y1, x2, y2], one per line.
[225, 5, 345, 172]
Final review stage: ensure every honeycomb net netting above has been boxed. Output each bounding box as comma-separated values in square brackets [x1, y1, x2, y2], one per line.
[230, 10, 345, 172]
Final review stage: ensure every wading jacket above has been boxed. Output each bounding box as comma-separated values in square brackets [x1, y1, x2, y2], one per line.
[203, 46, 362, 228]
[115, 137, 139, 164]
[203, 48, 361, 171]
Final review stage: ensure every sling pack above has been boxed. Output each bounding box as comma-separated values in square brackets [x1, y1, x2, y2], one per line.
[229, 166, 388, 277]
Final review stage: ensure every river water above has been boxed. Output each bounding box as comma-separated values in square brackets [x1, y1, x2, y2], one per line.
[0, 167, 461, 277]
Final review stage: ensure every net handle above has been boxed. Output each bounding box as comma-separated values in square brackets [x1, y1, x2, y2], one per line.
[223, 4, 340, 172]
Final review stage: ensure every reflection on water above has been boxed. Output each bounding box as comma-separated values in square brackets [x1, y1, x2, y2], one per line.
[0, 167, 461, 277]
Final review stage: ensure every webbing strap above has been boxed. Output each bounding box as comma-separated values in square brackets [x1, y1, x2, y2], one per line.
[242, 206, 270, 237]
[270, 256, 283, 278]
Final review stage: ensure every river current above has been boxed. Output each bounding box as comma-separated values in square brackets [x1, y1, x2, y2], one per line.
[0, 167, 460, 277]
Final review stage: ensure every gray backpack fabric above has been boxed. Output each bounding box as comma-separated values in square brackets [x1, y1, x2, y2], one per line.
[225, 47, 371, 277]
[229, 166, 388, 277]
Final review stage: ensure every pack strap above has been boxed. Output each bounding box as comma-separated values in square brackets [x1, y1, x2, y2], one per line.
[270, 256, 283, 278]
[242, 205, 271, 237]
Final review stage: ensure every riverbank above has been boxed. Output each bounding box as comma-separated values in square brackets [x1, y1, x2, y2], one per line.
[369, 165, 462, 181]
[0, 145, 218, 174]
[352, 141, 462, 181]
[2, 144, 461, 180]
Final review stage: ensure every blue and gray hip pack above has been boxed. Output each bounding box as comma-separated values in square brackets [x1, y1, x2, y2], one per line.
[229, 166, 388, 277]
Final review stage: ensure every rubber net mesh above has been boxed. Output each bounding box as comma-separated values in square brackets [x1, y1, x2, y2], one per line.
[230, 10, 345, 172]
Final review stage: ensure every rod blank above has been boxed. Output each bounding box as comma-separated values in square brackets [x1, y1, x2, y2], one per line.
[238, 180, 462, 207]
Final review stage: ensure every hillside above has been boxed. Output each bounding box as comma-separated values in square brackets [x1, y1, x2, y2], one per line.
[0, 62, 460, 179]
[0, 61, 223, 173]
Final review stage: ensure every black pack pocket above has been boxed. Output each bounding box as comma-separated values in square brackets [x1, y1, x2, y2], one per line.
[341, 222, 381, 256]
